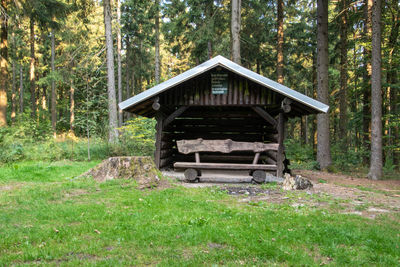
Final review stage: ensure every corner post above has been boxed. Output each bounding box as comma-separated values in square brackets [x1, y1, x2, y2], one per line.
[154, 112, 164, 169]
[276, 112, 285, 177]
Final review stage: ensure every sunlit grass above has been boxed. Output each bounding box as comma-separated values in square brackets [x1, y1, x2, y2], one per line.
[0, 161, 399, 265]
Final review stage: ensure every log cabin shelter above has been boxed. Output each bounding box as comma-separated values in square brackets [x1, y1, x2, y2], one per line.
[119, 55, 329, 181]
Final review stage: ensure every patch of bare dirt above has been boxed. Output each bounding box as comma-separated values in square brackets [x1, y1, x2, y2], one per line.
[294, 170, 400, 191]
[177, 170, 400, 219]
[0, 182, 27, 192]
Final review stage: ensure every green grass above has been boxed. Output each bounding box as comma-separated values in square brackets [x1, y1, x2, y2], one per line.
[0, 160, 100, 183]
[0, 162, 399, 266]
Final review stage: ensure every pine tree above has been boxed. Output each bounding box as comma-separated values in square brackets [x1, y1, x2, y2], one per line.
[231, 0, 241, 64]
[368, 0, 382, 180]
[103, 0, 119, 143]
[0, 0, 8, 126]
[316, 0, 332, 170]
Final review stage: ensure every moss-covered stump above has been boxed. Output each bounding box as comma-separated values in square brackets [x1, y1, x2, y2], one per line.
[85, 157, 160, 189]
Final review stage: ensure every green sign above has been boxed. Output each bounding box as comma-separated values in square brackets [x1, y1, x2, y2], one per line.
[211, 71, 228, 95]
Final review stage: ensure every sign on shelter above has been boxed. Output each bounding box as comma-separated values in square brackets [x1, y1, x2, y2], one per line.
[211, 71, 228, 95]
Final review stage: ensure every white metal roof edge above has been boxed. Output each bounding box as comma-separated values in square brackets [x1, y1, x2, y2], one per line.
[118, 56, 222, 110]
[216, 56, 329, 113]
[119, 55, 329, 113]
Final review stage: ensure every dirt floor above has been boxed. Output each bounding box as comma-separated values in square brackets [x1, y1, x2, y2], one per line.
[174, 170, 400, 219]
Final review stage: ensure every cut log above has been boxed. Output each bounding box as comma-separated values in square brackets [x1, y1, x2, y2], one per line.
[184, 168, 198, 181]
[177, 139, 279, 154]
[252, 170, 266, 183]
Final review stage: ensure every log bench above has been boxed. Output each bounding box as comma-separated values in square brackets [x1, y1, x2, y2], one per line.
[173, 138, 279, 183]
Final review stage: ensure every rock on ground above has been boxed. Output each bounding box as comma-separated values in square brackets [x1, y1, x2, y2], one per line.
[83, 156, 160, 189]
[282, 173, 313, 190]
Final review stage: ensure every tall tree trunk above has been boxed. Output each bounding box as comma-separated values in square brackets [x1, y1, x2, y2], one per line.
[231, 0, 241, 64]
[0, 0, 8, 127]
[11, 43, 16, 124]
[339, 0, 348, 147]
[51, 30, 56, 137]
[207, 41, 213, 59]
[154, 0, 161, 84]
[125, 40, 132, 121]
[316, 0, 332, 170]
[206, 1, 213, 59]
[311, 49, 317, 152]
[70, 77, 74, 133]
[29, 15, 36, 119]
[276, 0, 284, 84]
[368, 0, 382, 180]
[103, 0, 119, 143]
[19, 64, 23, 113]
[362, 0, 372, 163]
[117, 0, 123, 127]
[386, 1, 399, 166]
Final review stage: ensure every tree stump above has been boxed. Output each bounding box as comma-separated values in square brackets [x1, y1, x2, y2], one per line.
[83, 156, 160, 189]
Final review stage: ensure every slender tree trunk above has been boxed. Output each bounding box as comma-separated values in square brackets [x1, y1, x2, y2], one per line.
[125, 41, 132, 121]
[311, 49, 317, 152]
[19, 64, 23, 113]
[362, 0, 372, 163]
[276, 0, 284, 84]
[352, 30, 359, 150]
[231, 0, 241, 64]
[29, 16, 36, 119]
[339, 0, 348, 147]
[386, 1, 399, 166]
[11, 47, 16, 124]
[70, 77, 74, 133]
[154, 0, 161, 84]
[103, 0, 119, 143]
[51, 30, 56, 137]
[316, 0, 332, 170]
[117, 0, 123, 127]
[368, 0, 382, 180]
[138, 39, 143, 91]
[131, 56, 135, 96]
[206, 1, 213, 59]
[0, 0, 8, 126]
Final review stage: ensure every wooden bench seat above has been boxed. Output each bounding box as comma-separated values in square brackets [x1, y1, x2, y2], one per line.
[174, 162, 278, 170]
[174, 139, 279, 183]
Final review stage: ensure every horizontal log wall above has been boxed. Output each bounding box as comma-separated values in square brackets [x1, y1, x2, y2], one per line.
[159, 70, 280, 107]
[159, 107, 279, 169]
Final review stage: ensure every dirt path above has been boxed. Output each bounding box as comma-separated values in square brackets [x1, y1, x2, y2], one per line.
[294, 169, 400, 192]
[176, 169, 400, 219]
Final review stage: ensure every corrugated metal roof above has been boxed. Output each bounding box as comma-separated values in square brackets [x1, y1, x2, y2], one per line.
[119, 55, 329, 113]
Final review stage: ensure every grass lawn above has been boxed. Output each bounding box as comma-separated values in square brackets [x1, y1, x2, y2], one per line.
[0, 161, 399, 266]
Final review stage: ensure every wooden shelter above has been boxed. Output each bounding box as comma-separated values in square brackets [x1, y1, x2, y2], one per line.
[119, 55, 328, 180]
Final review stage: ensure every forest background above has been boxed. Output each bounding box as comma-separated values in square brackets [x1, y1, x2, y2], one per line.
[0, 0, 398, 179]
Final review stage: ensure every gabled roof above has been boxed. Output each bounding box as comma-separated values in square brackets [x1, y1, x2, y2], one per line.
[119, 55, 329, 113]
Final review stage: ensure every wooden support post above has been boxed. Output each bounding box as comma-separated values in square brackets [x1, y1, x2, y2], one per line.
[276, 112, 285, 177]
[251, 106, 277, 127]
[163, 106, 189, 127]
[154, 112, 164, 169]
[252, 152, 260, 165]
[195, 152, 200, 163]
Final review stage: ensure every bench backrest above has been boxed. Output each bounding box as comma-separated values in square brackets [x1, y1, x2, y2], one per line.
[177, 138, 279, 154]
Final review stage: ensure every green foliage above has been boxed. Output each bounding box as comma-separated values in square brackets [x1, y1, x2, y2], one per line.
[118, 117, 156, 157]
[284, 139, 318, 170]
[0, 116, 156, 164]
